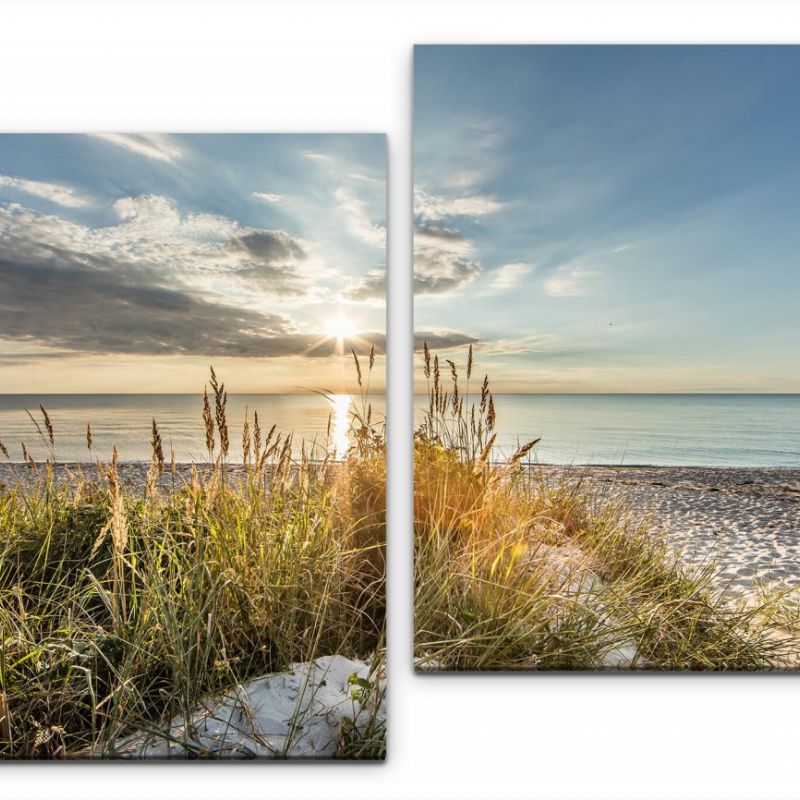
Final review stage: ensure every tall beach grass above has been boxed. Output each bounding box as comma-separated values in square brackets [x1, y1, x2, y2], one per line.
[414, 344, 800, 671]
[0, 358, 385, 758]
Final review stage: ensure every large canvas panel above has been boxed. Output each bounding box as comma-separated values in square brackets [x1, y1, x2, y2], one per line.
[413, 46, 800, 671]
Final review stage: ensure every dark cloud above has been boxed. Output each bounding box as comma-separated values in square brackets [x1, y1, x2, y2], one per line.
[0, 201, 352, 358]
[413, 331, 477, 351]
[414, 223, 470, 248]
[234, 264, 307, 295]
[236, 231, 306, 263]
[0, 235, 366, 359]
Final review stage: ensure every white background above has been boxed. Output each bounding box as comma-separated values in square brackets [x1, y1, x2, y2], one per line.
[2, 2, 800, 798]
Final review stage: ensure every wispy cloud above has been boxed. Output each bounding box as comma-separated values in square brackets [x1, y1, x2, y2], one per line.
[348, 170, 383, 186]
[415, 189, 505, 222]
[543, 265, 596, 297]
[489, 262, 533, 291]
[302, 152, 335, 164]
[89, 133, 183, 163]
[335, 186, 385, 248]
[443, 170, 483, 190]
[252, 191, 283, 204]
[0, 174, 90, 208]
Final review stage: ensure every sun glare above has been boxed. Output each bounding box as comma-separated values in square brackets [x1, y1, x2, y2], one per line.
[325, 315, 357, 340]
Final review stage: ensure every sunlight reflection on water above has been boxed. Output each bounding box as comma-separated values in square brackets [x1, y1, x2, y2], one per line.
[329, 394, 352, 460]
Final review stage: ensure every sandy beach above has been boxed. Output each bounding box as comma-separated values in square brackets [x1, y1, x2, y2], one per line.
[537, 465, 800, 593]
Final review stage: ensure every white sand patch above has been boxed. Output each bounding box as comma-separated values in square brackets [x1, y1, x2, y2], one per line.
[107, 656, 384, 759]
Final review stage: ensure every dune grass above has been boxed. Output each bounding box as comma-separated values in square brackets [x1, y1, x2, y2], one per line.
[414, 344, 800, 671]
[0, 360, 385, 758]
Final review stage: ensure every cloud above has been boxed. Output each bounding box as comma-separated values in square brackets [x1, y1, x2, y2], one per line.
[348, 171, 383, 186]
[252, 191, 283, 203]
[344, 269, 386, 303]
[443, 170, 483, 190]
[413, 330, 477, 351]
[414, 223, 473, 255]
[414, 247, 481, 295]
[302, 152, 334, 164]
[89, 133, 183, 163]
[335, 187, 385, 248]
[489, 262, 533, 291]
[0, 198, 337, 358]
[236, 230, 305, 263]
[347, 248, 479, 301]
[543, 265, 596, 297]
[0, 174, 90, 208]
[415, 189, 504, 222]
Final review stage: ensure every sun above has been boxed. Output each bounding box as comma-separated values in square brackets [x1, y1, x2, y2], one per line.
[324, 314, 357, 341]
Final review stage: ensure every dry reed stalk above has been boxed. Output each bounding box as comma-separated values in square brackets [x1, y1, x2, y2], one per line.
[20, 441, 36, 471]
[352, 347, 362, 387]
[86, 423, 93, 452]
[0, 440, 8, 459]
[39, 405, 54, 449]
[473, 433, 498, 474]
[446, 360, 459, 413]
[508, 438, 541, 466]
[257, 424, 278, 474]
[147, 418, 165, 498]
[203, 386, 215, 457]
[242, 408, 251, 466]
[210, 368, 229, 458]
[275, 434, 293, 485]
[253, 411, 262, 462]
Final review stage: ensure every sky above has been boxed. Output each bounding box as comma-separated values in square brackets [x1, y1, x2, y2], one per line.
[414, 46, 800, 393]
[0, 133, 385, 393]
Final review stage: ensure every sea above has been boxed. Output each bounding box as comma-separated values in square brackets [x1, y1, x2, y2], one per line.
[1, 393, 798, 467]
[0, 393, 384, 464]
[414, 393, 800, 468]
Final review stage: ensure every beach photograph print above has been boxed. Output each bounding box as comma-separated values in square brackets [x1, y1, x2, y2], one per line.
[413, 46, 800, 671]
[0, 133, 386, 757]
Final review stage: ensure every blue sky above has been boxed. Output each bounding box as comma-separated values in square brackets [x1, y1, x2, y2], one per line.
[0, 134, 385, 392]
[414, 46, 800, 392]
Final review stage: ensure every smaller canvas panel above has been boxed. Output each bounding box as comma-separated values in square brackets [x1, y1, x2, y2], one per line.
[0, 133, 386, 758]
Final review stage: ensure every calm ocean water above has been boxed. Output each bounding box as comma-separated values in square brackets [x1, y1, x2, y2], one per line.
[0, 394, 385, 463]
[3, 393, 798, 467]
[415, 393, 800, 467]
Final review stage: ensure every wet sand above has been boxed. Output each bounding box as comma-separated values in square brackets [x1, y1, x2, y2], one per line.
[537, 465, 800, 592]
